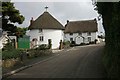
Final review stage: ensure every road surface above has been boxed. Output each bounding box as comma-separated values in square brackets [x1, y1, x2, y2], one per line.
[8, 43, 107, 78]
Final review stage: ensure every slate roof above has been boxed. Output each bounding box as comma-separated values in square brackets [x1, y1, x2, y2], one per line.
[29, 12, 64, 30]
[64, 19, 98, 33]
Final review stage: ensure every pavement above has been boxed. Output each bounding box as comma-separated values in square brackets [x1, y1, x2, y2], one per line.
[3, 43, 107, 78]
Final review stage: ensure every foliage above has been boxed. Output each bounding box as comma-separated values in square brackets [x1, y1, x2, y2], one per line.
[28, 49, 52, 58]
[1, 2, 25, 34]
[2, 49, 22, 60]
[63, 41, 70, 45]
[70, 41, 75, 47]
[2, 41, 22, 60]
[89, 41, 95, 44]
[35, 44, 48, 50]
[63, 41, 70, 48]
[80, 43, 85, 45]
[16, 27, 28, 38]
[94, 2, 120, 79]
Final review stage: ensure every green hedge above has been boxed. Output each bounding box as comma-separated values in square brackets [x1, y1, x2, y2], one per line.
[2, 49, 22, 60]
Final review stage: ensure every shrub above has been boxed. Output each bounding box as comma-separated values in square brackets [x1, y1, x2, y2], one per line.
[36, 44, 48, 50]
[2, 49, 22, 60]
[89, 41, 95, 44]
[28, 49, 52, 58]
[80, 43, 86, 46]
[63, 41, 70, 45]
[70, 41, 75, 47]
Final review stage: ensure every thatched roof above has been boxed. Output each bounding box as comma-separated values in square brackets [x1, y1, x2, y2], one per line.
[64, 19, 98, 33]
[29, 12, 64, 30]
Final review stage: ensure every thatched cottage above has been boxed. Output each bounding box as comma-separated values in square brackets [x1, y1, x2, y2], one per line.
[64, 19, 98, 44]
[26, 11, 64, 49]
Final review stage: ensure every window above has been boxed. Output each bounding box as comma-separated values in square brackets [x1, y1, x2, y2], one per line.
[39, 29, 42, 33]
[78, 32, 82, 36]
[87, 32, 91, 36]
[40, 36, 44, 41]
[69, 33, 73, 36]
[88, 37, 91, 42]
[70, 38, 73, 42]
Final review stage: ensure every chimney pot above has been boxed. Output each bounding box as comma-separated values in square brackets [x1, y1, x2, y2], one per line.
[67, 20, 69, 24]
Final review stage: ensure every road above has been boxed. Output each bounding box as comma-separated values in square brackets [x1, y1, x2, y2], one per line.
[8, 43, 107, 78]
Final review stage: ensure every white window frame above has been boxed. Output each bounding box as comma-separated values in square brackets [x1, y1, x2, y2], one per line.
[39, 36, 44, 41]
[70, 38, 73, 42]
[78, 32, 82, 36]
[88, 37, 91, 42]
[87, 32, 91, 36]
[69, 33, 73, 36]
[39, 29, 42, 33]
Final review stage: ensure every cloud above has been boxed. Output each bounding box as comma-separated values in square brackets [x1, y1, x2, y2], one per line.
[13, 1, 104, 34]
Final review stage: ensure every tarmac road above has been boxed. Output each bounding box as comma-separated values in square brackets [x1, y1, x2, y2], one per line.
[8, 43, 107, 78]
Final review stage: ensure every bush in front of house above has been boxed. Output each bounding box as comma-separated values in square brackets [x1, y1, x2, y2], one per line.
[70, 41, 76, 47]
[28, 44, 53, 58]
[2, 42, 24, 60]
[80, 43, 86, 46]
[89, 41, 95, 44]
[28, 49, 52, 58]
[2, 49, 22, 60]
[36, 44, 48, 50]
[63, 41, 70, 45]
[63, 41, 70, 49]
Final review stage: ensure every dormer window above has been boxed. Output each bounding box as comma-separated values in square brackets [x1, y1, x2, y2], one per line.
[39, 29, 42, 33]
[78, 32, 82, 36]
[70, 33, 73, 36]
[87, 32, 91, 36]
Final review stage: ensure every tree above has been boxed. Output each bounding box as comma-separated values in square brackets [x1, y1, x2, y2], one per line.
[2, 2, 25, 34]
[15, 27, 28, 38]
[93, 2, 120, 79]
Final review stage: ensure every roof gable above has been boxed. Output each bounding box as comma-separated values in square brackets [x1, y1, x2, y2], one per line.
[64, 19, 98, 33]
[29, 12, 64, 30]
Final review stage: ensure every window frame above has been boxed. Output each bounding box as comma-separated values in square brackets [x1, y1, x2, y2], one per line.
[69, 33, 73, 36]
[39, 36, 44, 41]
[78, 32, 82, 36]
[39, 29, 43, 33]
[70, 38, 73, 42]
[88, 37, 91, 42]
[87, 32, 91, 36]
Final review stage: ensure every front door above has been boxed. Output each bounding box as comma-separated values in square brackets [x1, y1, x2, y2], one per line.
[76, 36, 83, 44]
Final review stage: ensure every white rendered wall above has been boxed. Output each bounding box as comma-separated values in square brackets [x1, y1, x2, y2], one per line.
[64, 32, 97, 44]
[91, 32, 97, 41]
[0, 41, 3, 49]
[26, 29, 64, 49]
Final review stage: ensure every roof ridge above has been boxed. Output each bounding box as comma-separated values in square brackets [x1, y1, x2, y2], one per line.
[69, 19, 96, 23]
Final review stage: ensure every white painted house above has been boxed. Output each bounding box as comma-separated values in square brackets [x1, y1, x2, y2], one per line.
[26, 11, 64, 49]
[64, 19, 98, 44]
[0, 32, 11, 49]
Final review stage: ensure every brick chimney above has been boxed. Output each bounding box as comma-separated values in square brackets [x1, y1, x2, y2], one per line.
[65, 20, 69, 28]
[30, 17, 34, 25]
[67, 20, 69, 24]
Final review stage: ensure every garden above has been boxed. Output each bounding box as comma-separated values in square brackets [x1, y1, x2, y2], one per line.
[2, 42, 53, 74]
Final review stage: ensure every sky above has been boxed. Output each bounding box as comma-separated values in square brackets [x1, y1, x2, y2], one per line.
[12, 0, 105, 35]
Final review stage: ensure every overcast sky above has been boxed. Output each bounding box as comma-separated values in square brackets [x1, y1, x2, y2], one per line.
[13, 1, 104, 34]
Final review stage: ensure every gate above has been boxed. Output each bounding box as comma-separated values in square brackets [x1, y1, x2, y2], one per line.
[18, 36, 30, 49]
